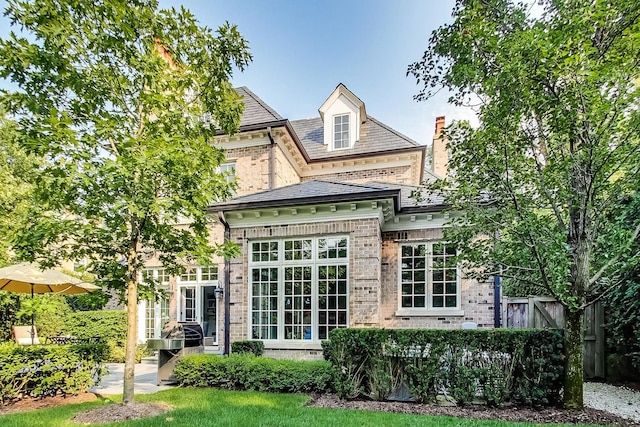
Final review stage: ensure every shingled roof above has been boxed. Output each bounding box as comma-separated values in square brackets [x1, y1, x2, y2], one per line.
[236, 86, 283, 127]
[289, 116, 422, 161]
[366, 181, 447, 212]
[209, 179, 446, 213]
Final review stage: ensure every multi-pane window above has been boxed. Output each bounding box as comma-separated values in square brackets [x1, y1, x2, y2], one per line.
[141, 268, 169, 285]
[400, 242, 459, 310]
[182, 287, 197, 322]
[178, 266, 219, 283]
[201, 265, 218, 281]
[284, 239, 312, 261]
[157, 269, 170, 284]
[252, 267, 279, 340]
[218, 162, 236, 196]
[333, 114, 349, 149]
[284, 266, 312, 340]
[249, 237, 349, 342]
[140, 268, 170, 339]
[317, 265, 348, 340]
[252, 241, 279, 262]
[218, 162, 236, 183]
[318, 237, 348, 259]
[145, 297, 169, 339]
[180, 267, 197, 282]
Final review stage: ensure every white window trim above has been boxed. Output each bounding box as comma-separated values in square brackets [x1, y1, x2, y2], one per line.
[248, 236, 350, 344]
[395, 241, 464, 317]
[139, 268, 171, 340]
[176, 265, 221, 345]
[332, 114, 350, 150]
[177, 265, 219, 284]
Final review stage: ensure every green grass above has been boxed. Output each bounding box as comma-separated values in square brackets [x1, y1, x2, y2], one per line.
[0, 389, 603, 427]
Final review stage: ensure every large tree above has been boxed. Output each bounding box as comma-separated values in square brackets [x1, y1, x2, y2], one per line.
[0, 113, 38, 267]
[409, 0, 640, 408]
[0, 0, 250, 404]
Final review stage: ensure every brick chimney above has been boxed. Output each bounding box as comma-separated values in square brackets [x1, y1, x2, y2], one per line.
[154, 36, 178, 70]
[432, 116, 448, 178]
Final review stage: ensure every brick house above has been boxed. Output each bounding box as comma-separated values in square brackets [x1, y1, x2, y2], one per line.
[139, 84, 495, 359]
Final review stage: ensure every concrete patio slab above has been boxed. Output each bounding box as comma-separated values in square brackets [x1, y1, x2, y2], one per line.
[90, 363, 173, 396]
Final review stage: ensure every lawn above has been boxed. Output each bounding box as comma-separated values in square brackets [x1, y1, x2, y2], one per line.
[0, 389, 604, 427]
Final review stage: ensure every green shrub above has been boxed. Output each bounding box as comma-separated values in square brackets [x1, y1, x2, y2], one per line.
[231, 340, 264, 356]
[321, 329, 386, 399]
[0, 342, 106, 403]
[325, 328, 563, 406]
[175, 354, 333, 394]
[59, 310, 149, 362]
[400, 341, 448, 404]
[63, 310, 126, 344]
[366, 352, 399, 401]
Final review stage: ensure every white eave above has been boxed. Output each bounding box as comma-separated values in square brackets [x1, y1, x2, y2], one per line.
[318, 83, 366, 124]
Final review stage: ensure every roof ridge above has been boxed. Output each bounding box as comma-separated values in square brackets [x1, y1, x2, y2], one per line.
[238, 87, 283, 121]
[289, 117, 319, 123]
[367, 115, 420, 147]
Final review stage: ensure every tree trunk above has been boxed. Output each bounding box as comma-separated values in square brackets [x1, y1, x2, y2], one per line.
[563, 158, 591, 409]
[563, 308, 584, 408]
[123, 276, 138, 404]
[123, 243, 139, 405]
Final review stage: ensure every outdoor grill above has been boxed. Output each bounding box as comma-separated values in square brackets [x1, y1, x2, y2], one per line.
[147, 321, 204, 385]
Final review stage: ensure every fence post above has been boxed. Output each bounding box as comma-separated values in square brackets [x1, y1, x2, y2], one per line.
[528, 296, 535, 328]
[595, 301, 605, 378]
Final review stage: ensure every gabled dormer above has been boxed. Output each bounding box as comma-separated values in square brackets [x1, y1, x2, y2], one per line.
[318, 83, 366, 151]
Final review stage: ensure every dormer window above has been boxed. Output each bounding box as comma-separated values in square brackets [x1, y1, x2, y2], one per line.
[319, 84, 366, 151]
[333, 114, 350, 149]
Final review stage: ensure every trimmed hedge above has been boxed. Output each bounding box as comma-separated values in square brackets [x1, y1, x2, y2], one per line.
[322, 328, 563, 406]
[0, 342, 107, 403]
[63, 310, 126, 344]
[174, 353, 334, 394]
[231, 340, 264, 356]
[61, 310, 148, 362]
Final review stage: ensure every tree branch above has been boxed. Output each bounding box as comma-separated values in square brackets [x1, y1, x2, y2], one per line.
[501, 144, 554, 293]
[530, 113, 567, 233]
[589, 221, 640, 285]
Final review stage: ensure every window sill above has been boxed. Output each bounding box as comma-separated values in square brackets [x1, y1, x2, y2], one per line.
[394, 309, 464, 317]
[262, 341, 323, 351]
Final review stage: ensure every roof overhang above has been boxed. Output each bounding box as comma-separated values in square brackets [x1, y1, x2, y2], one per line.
[209, 188, 401, 214]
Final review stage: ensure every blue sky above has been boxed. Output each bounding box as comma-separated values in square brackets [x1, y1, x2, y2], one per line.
[161, 0, 474, 145]
[1, 0, 476, 145]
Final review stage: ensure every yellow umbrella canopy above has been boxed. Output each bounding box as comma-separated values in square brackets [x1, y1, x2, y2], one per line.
[0, 262, 100, 295]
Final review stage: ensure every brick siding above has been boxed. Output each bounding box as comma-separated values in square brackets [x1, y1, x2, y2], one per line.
[301, 165, 415, 185]
[220, 218, 493, 360]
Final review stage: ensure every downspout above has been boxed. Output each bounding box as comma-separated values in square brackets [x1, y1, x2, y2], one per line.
[493, 229, 503, 328]
[218, 211, 232, 355]
[494, 273, 502, 328]
[267, 127, 275, 190]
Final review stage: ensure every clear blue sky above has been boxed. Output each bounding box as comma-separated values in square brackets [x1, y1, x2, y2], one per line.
[1, 0, 477, 145]
[161, 0, 475, 145]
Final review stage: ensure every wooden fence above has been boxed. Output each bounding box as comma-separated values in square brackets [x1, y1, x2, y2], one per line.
[501, 296, 605, 378]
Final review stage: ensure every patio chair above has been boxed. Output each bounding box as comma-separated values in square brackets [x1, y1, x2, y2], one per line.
[13, 325, 41, 345]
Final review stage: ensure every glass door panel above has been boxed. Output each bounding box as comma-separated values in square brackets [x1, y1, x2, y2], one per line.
[180, 287, 197, 322]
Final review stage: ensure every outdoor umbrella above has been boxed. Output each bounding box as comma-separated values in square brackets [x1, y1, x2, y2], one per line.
[0, 262, 100, 343]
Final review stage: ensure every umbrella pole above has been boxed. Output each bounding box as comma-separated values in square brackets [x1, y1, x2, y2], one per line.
[31, 285, 35, 345]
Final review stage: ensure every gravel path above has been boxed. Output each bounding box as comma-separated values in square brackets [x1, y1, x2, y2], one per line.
[584, 382, 640, 424]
